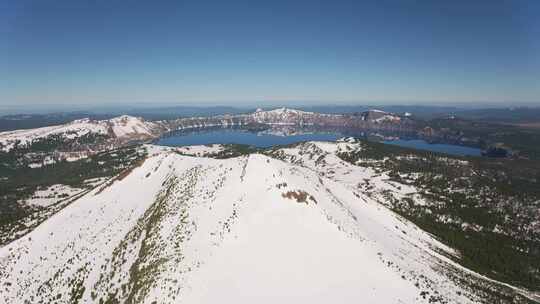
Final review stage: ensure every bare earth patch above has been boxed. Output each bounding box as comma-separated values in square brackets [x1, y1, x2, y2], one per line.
[281, 190, 317, 205]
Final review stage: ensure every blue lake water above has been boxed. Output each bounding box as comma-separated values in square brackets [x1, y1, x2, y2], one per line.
[156, 129, 342, 148]
[156, 128, 482, 157]
[382, 139, 482, 156]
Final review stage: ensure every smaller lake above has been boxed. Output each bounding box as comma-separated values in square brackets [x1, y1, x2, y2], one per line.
[383, 139, 482, 156]
[156, 128, 483, 157]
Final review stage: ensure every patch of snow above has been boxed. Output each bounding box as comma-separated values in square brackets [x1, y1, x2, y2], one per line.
[22, 184, 85, 207]
[374, 114, 401, 123]
[174, 144, 225, 157]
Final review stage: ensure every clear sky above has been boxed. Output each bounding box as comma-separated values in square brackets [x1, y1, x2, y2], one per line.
[1, 0, 539, 109]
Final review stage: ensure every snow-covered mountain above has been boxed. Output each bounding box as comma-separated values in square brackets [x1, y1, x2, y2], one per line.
[251, 107, 327, 124]
[0, 142, 532, 304]
[0, 115, 167, 152]
[359, 109, 402, 123]
[248, 107, 403, 126]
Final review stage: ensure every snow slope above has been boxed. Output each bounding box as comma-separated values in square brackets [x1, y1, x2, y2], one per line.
[0, 119, 109, 151]
[107, 115, 164, 138]
[0, 115, 164, 151]
[250, 107, 404, 126]
[251, 107, 331, 125]
[362, 109, 401, 123]
[0, 143, 525, 303]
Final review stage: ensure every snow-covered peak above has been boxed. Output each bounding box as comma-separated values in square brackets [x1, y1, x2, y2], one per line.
[107, 115, 159, 137]
[374, 114, 401, 123]
[360, 109, 401, 123]
[108, 114, 140, 122]
[256, 107, 312, 115]
[0, 115, 164, 152]
[0, 119, 110, 151]
[0, 144, 510, 303]
[250, 107, 316, 124]
[275, 107, 306, 114]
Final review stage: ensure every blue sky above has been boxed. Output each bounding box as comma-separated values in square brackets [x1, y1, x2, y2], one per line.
[1, 0, 539, 109]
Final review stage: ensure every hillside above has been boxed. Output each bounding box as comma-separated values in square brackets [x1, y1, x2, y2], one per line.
[0, 142, 537, 304]
[0, 115, 167, 153]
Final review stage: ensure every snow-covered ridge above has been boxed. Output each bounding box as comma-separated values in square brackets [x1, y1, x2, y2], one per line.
[0, 142, 530, 303]
[251, 107, 319, 125]
[0, 120, 107, 151]
[249, 107, 404, 126]
[361, 109, 401, 122]
[255, 107, 314, 116]
[107, 115, 164, 137]
[0, 115, 165, 152]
